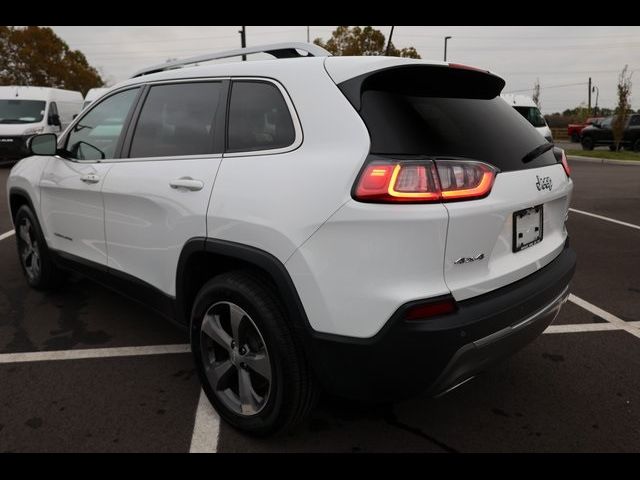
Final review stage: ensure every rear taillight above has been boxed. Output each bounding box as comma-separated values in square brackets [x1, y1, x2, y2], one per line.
[354, 159, 498, 203]
[560, 149, 571, 178]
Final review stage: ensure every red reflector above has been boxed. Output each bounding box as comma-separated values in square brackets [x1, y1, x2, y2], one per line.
[405, 298, 457, 320]
[560, 150, 571, 177]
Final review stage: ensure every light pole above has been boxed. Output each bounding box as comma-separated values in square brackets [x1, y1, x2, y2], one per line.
[592, 85, 599, 115]
[444, 36, 452, 61]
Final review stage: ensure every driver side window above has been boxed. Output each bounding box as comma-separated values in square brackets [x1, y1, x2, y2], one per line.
[66, 87, 140, 161]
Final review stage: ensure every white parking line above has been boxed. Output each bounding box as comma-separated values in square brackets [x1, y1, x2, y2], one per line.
[544, 323, 621, 334]
[0, 344, 190, 364]
[0, 229, 15, 241]
[569, 208, 640, 231]
[189, 390, 220, 453]
[568, 294, 640, 339]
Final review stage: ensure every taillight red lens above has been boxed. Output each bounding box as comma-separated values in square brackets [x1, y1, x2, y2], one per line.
[404, 297, 457, 320]
[560, 150, 571, 177]
[354, 159, 497, 203]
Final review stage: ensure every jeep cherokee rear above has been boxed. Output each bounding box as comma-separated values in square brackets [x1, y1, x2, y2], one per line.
[7, 44, 575, 436]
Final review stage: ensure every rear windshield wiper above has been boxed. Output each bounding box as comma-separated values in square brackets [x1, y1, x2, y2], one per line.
[521, 142, 554, 164]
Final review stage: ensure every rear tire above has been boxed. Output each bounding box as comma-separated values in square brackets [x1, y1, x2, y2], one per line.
[581, 136, 594, 150]
[571, 133, 580, 143]
[609, 144, 617, 152]
[14, 205, 64, 290]
[190, 271, 318, 436]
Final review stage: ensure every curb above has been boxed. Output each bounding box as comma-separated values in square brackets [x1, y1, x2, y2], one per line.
[567, 155, 640, 166]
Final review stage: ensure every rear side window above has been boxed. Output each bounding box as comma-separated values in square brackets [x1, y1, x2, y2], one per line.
[66, 88, 140, 161]
[130, 82, 222, 158]
[227, 81, 295, 152]
[629, 115, 640, 126]
[343, 66, 558, 172]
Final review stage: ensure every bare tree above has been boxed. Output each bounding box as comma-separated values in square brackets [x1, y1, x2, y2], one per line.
[532, 78, 541, 109]
[612, 65, 633, 151]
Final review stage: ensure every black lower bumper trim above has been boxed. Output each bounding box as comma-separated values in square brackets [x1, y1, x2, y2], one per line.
[305, 243, 576, 401]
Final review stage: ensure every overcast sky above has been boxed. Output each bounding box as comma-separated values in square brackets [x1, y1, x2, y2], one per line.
[49, 26, 640, 114]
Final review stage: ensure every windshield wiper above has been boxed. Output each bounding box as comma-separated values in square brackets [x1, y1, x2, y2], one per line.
[521, 142, 554, 163]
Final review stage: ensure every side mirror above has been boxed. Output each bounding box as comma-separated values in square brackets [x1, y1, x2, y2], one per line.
[28, 133, 58, 156]
[48, 114, 61, 127]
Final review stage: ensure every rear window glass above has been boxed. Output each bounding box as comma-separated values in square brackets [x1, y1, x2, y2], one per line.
[514, 106, 547, 128]
[348, 67, 557, 172]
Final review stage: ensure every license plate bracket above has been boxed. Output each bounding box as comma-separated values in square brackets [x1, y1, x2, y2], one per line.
[513, 205, 543, 253]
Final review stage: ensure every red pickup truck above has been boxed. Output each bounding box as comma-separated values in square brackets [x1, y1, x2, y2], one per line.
[568, 117, 603, 142]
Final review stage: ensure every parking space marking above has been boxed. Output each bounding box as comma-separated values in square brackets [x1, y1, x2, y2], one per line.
[569, 294, 640, 339]
[0, 229, 15, 241]
[544, 323, 621, 334]
[189, 389, 220, 453]
[0, 344, 190, 364]
[569, 208, 640, 231]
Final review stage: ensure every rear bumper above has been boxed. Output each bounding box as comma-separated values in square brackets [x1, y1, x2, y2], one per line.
[305, 241, 576, 401]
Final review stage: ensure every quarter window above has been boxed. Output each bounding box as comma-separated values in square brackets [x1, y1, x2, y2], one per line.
[227, 81, 295, 152]
[66, 88, 140, 161]
[129, 82, 222, 158]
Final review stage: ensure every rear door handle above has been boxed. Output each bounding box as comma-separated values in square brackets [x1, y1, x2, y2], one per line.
[169, 177, 204, 191]
[80, 174, 100, 184]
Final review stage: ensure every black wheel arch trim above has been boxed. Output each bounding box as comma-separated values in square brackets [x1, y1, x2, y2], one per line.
[176, 237, 313, 334]
[8, 187, 39, 226]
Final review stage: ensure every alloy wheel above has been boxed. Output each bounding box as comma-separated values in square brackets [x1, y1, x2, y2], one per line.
[199, 301, 272, 416]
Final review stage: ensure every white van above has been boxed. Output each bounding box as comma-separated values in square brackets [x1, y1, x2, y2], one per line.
[0, 86, 83, 162]
[83, 88, 111, 110]
[501, 94, 553, 143]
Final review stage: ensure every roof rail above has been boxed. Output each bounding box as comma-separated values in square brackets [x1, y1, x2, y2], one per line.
[130, 42, 331, 78]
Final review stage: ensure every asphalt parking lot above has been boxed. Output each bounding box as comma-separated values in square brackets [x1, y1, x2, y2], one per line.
[1, 158, 639, 452]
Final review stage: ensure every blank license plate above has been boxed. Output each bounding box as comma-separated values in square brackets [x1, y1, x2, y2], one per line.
[513, 205, 543, 252]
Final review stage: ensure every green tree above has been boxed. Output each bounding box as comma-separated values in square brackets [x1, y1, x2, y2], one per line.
[0, 26, 104, 96]
[314, 26, 420, 58]
[612, 65, 633, 151]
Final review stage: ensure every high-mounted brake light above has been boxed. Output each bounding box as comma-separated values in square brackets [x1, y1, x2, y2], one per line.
[448, 63, 488, 73]
[354, 159, 497, 203]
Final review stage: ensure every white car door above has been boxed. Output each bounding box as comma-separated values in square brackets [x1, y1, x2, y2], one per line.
[101, 80, 226, 296]
[39, 87, 142, 266]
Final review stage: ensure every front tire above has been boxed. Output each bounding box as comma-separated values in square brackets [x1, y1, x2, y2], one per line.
[14, 205, 63, 290]
[190, 271, 318, 436]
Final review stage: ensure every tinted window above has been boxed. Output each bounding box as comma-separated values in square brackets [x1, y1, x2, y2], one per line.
[514, 106, 546, 128]
[351, 67, 557, 172]
[227, 81, 295, 152]
[0, 100, 46, 124]
[66, 88, 139, 161]
[130, 82, 222, 158]
[629, 115, 640, 126]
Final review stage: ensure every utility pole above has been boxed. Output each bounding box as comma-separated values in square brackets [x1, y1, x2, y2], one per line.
[239, 26, 247, 61]
[307, 26, 310, 43]
[385, 26, 395, 55]
[588, 77, 592, 114]
[444, 36, 452, 61]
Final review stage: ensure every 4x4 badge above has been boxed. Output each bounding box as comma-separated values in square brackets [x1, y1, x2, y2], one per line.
[536, 175, 552, 191]
[454, 253, 485, 265]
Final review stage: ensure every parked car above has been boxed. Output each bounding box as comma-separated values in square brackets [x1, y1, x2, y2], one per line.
[0, 86, 83, 163]
[83, 87, 111, 110]
[501, 94, 553, 143]
[567, 116, 603, 143]
[7, 43, 576, 436]
[580, 114, 640, 151]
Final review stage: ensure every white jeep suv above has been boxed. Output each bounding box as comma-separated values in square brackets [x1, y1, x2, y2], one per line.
[6, 43, 576, 436]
